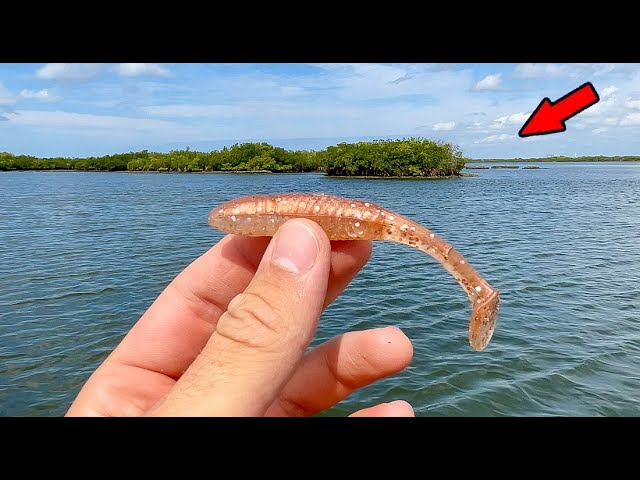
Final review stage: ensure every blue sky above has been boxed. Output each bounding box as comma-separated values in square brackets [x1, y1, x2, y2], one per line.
[1, 63, 639, 158]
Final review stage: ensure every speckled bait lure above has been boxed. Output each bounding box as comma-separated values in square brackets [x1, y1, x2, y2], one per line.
[209, 193, 500, 351]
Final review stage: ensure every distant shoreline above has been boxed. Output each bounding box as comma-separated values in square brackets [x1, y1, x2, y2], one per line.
[470, 157, 640, 163]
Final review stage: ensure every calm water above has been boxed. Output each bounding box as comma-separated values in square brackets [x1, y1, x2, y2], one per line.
[1, 163, 639, 416]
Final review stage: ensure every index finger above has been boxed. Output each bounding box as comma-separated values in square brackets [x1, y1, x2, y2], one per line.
[106, 232, 372, 380]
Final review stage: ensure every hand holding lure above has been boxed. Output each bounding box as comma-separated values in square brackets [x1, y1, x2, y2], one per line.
[209, 193, 500, 351]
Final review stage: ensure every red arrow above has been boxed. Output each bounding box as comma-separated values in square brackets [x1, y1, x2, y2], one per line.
[519, 82, 600, 137]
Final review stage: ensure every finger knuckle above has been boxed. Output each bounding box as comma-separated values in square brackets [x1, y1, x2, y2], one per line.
[217, 290, 286, 350]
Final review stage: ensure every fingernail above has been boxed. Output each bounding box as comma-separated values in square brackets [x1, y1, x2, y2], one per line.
[271, 220, 318, 274]
[387, 400, 415, 417]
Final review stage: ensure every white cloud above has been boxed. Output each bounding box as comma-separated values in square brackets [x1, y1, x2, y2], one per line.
[474, 134, 515, 144]
[593, 127, 607, 134]
[492, 112, 531, 129]
[581, 96, 617, 117]
[0, 82, 17, 105]
[4, 110, 176, 130]
[432, 121, 456, 131]
[19, 89, 62, 102]
[115, 63, 170, 77]
[514, 63, 564, 78]
[474, 73, 502, 91]
[620, 112, 640, 126]
[625, 97, 640, 109]
[601, 85, 618, 98]
[36, 63, 104, 81]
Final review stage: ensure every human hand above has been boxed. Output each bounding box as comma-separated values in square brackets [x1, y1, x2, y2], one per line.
[66, 218, 414, 417]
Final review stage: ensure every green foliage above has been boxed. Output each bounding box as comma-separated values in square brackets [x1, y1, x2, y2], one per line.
[324, 138, 467, 177]
[0, 151, 144, 171]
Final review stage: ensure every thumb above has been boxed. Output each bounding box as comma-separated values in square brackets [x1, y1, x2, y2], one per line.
[150, 218, 332, 416]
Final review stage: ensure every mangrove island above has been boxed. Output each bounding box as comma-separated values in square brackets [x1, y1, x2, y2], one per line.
[0, 138, 467, 178]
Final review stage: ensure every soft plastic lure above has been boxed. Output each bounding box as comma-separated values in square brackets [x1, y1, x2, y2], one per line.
[209, 193, 500, 351]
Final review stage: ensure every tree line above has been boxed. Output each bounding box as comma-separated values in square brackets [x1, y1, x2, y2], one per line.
[0, 138, 468, 177]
